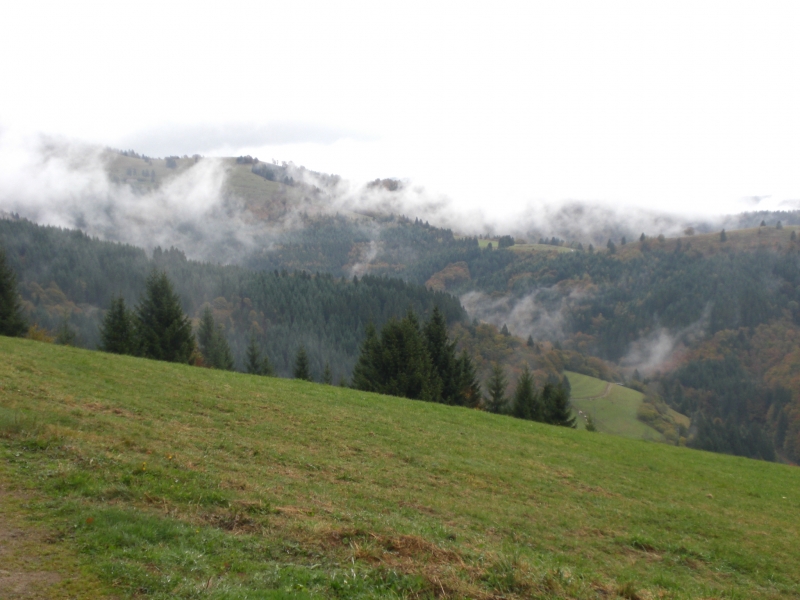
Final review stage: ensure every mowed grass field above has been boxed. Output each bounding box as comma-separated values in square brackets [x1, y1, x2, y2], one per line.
[565, 371, 670, 441]
[1, 338, 799, 599]
[475, 239, 574, 254]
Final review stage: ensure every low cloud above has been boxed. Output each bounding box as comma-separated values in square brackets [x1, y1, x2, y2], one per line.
[460, 287, 587, 341]
[620, 305, 711, 376]
[0, 130, 273, 263]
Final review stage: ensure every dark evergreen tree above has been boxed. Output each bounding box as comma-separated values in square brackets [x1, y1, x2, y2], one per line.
[424, 306, 459, 404]
[351, 323, 381, 392]
[542, 383, 577, 428]
[245, 331, 273, 375]
[293, 345, 312, 381]
[197, 307, 234, 370]
[0, 246, 27, 337]
[720, 229, 727, 242]
[135, 271, 195, 363]
[322, 362, 333, 384]
[486, 363, 508, 414]
[455, 350, 482, 407]
[352, 312, 441, 402]
[99, 296, 135, 354]
[606, 239, 616, 254]
[560, 374, 571, 395]
[512, 366, 541, 421]
[526, 335, 534, 347]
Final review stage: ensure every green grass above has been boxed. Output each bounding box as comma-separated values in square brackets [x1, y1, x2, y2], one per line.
[565, 371, 669, 441]
[564, 371, 610, 399]
[2, 338, 799, 598]
[476, 239, 574, 253]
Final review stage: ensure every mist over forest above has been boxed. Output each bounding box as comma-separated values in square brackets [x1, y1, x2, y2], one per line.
[3, 135, 800, 464]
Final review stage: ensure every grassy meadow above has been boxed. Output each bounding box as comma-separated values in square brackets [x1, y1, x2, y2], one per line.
[564, 372, 670, 441]
[1, 338, 799, 599]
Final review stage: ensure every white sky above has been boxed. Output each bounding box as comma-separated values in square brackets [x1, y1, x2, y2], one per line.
[2, 1, 800, 217]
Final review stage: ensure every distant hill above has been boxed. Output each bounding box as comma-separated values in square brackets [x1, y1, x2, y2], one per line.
[2, 337, 799, 598]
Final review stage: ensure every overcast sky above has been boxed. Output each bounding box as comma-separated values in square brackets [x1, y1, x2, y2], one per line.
[2, 1, 800, 217]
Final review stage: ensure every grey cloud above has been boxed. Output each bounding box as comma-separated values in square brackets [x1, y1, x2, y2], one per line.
[460, 287, 587, 342]
[619, 305, 711, 376]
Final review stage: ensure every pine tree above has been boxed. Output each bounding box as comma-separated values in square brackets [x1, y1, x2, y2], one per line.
[352, 312, 441, 402]
[245, 331, 263, 374]
[486, 363, 508, 414]
[197, 307, 234, 370]
[526, 335, 534, 347]
[378, 311, 441, 401]
[512, 366, 541, 421]
[322, 362, 333, 384]
[0, 246, 27, 337]
[351, 323, 381, 392]
[293, 345, 312, 381]
[542, 382, 577, 428]
[720, 229, 727, 242]
[455, 350, 482, 407]
[424, 306, 458, 404]
[100, 296, 135, 354]
[135, 271, 195, 363]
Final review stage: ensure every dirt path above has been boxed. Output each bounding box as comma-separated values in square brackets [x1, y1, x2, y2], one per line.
[0, 478, 110, 599]
[573, 382, 613, 401]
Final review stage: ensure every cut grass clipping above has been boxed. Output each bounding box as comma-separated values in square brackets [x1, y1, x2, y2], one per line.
[1, 337, 799, 598]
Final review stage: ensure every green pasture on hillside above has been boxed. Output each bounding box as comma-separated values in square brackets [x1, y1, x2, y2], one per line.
[564, 371, 610, 400]
[1, 338, 799, 599]
[565, 371, 667, 441]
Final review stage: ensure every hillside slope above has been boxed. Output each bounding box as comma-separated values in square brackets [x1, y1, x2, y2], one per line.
[1, 338, 799, 599]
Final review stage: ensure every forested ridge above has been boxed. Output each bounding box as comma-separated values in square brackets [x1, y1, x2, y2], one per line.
[4, 210, 800, 463]
[0, 218, 465, 382]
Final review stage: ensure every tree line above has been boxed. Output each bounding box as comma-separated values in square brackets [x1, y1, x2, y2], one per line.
[351, 307, 576, 428]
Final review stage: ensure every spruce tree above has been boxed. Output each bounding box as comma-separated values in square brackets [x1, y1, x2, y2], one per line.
[455, 350, 482, 407]
[512, 366, 540, 421]
[542, 383, 577, 428]
[352, 311, 441, 402]
[245, 331, 263, 374]
[197, 307, 234, 370]
[100, 296, 135, 354]
[424, 306, 458, 404]
[0, 246, 27, 337]
[135, 271, 195, 363]
[378, 311, 441, 401]
[293, 345, 312, 381]
[322, 362, 333, 385]
[486, 363, 508, 414]
[351, 323, 381, 392]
